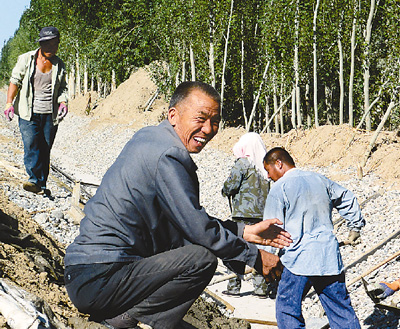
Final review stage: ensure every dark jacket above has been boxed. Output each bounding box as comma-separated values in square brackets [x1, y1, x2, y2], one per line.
[65, 120, 259, 273]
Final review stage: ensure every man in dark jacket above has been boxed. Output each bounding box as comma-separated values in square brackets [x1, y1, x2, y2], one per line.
[64, 81, 291, 329]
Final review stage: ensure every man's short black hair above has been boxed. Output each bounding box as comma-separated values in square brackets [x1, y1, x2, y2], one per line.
[169, 81, 221, 109]
[264, 147, 295, 166]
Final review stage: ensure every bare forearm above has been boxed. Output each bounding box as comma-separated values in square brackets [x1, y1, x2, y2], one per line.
[7, 83, 18, 104]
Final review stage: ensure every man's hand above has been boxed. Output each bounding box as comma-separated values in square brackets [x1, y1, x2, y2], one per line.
[4, 103, 14, 121]
[243, 218, 292, 249]
[58, 103, 68, 120]
[259, 249, 283, 282]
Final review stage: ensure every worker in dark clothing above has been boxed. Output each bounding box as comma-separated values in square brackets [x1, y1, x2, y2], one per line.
[64, 81, 292, 329]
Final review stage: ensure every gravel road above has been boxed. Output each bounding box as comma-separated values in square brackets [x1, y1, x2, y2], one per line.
[1, 92, 400, 328]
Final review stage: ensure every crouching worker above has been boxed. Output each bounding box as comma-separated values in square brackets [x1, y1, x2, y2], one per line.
[64, 82, 292, 329]
[263, 147, 365, 329]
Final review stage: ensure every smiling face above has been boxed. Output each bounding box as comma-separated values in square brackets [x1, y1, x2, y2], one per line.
[168, 89, 221, 153]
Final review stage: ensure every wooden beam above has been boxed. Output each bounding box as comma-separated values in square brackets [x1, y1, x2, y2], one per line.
[203, 288, 235, 313]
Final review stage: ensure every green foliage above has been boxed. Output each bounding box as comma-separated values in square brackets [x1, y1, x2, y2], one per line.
[1, 0, 399, 132]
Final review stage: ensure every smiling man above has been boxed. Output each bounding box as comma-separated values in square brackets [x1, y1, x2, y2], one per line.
[64, 81, 291, 329]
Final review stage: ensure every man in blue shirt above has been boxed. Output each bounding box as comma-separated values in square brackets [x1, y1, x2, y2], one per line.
[263, 147, 365, 329]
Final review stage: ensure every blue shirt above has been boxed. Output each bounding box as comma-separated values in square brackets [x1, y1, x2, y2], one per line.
[263, 168, 365, 276]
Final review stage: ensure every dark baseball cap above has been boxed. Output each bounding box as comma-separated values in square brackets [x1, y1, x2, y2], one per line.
[37, 26, 60, 42]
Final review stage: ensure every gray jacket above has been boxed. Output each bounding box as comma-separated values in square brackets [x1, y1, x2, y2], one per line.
[65, 120, 259, 273]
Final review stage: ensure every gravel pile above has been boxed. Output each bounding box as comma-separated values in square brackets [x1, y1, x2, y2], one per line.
[1, 112, 400, 328]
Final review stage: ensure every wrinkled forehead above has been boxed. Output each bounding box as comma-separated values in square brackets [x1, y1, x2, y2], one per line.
[178, 90, 220, 114]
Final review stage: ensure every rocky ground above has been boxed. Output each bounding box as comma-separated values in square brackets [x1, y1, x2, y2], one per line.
[1, 68, 400, 328]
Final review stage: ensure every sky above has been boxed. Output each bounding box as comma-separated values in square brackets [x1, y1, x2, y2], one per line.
[1, 0, 31, 51]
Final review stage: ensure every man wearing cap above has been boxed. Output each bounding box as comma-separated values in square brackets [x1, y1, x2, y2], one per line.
[4, 26, 68, 195]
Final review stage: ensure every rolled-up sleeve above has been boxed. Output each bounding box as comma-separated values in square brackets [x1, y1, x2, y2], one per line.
[329, 180, 365, 232]
[10, 54, 28, 87]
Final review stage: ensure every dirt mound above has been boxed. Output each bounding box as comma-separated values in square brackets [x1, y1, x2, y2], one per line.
[68, 68, 400, 191]
[70, 67, 169, 130]
[210, 124, 400, 188]
[0, 181, 79, 327]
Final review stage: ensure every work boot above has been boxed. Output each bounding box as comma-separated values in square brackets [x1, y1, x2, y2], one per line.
[38, 188, 51, 196]
[103, 312, 139, 329]
[23, 182, 41, 193]
[222, 275, 241, 296]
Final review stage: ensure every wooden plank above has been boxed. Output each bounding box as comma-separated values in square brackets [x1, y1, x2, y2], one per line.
[346, 249, 400, 287]
[203, 288, 235, 313]
[343, 228, 400, 273]
[240, 318, 278, 326]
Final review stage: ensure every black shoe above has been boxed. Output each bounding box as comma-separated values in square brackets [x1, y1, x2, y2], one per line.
[100, 321, 116, 329]
[222, 290, 241, 297]
[103, 312, 139, 329]
[100, 321, 141, 329]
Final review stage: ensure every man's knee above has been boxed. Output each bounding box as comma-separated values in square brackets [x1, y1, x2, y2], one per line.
[186, 245, 217, 275]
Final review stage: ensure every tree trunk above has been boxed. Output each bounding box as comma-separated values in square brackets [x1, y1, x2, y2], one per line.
[313, 0, 320, 128]
[348, 2, 357, 127]
[305, 83, 312, 128]
[294, 0, 302, 128]
[247, 62, 269, 131]
[68, 69, 75, 99]
[111, 70, 116, 92]
[103, 81, 108, 98]
[97, 75, 102, 98]
[241, 20, 248, 129]
[220, 0, 234, 123]
[76, 54, 81, 96]
[361, 101, 397, 167]
[291, 87, 296, 129]
[279, 94, 284, 135]
[338, 12, 344, 125]
[190, 45, 196, 81]
[273, 81, 279, 134]
[364, 0, 376, 131]
[208, 4, 216, 87]
[209, 42, 215, 87]
[181, 60, 186, 83]
[325, 85, 332, 124]
[265, 95, 271, 133]
[84, 63, 88, 95]
[261, 94, 291, 134]
[175, 71, 180, 87]
[296, 86, 301, 128]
